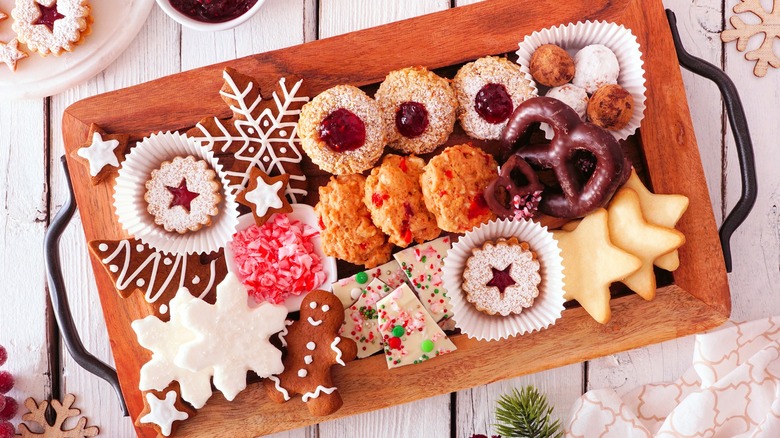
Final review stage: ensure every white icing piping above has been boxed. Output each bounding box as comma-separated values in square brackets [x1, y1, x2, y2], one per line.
[268, 376, 290, 401]
[307, 317, 323, 327]
[198, 258, 218, 299]
[330, 337, 345, 366]
[301, 386, 337, 403]
[279, 320, 293, 348]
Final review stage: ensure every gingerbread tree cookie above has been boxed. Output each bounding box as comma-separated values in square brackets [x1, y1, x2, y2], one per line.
[265, 290, 357, 416]
[71, 123, 130, 185]
[236, 167, 292, 226]
[89, 238, 227, 318]
[189, 68, 310, 203]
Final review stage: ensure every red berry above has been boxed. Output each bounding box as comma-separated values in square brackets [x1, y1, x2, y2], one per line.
[0, 373, 12, 394]
[0, 396, 4, 413]
[0, 421, 13, 438]
[0, 346, 6, 367]
[395, 101, 429, 138]
[0, 397, 16, 421]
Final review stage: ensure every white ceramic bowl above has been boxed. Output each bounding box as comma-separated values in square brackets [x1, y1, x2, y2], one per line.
[224, 204, 338, 313]
[155, 0, 266, 32]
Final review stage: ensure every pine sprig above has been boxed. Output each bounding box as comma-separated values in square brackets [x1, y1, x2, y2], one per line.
[494, 386, 563, 438]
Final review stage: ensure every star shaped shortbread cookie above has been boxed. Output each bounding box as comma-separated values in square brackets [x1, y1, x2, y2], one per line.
[553, 209, 641, 324]
[607, 188, 686, 301]
[622, 170, 689, 271]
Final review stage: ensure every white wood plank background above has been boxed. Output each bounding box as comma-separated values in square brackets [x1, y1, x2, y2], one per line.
[2, 0, 777, 436]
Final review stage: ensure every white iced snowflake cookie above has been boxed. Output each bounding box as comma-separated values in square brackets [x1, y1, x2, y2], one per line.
[144, 156, 221, 234]
[175, 273, 287, 402]
[462, 237, 541, 316]
[12, 0, 92, 56]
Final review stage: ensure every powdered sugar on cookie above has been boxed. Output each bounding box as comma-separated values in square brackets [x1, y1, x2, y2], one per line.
[0, 38, 28, 71]
[12, 0, 92, 56]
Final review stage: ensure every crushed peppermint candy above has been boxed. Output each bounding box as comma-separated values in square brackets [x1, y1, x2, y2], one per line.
[512, 190, 543, 220]
[230, 214, 326, 304]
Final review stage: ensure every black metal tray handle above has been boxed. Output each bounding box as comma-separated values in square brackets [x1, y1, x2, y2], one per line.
[44, 156, 128, 416]
[42, 12, 758, 414]
[667, 10, 758, 273]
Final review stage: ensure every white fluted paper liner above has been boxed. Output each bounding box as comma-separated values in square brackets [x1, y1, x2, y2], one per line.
[114, 131, 240, 255]
[516, 21, 646, 141]
[443, 219, 565, 341]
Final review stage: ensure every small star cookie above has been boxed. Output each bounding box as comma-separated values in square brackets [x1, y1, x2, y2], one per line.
[12, 0, 92, 56]
[72, 123, 130, 185]
[136, 384, 194, 437]
[0, 38, 28, 72]
[0, 9, 7, 21]
[236, 167, 292, 226]
[607, 188, 685, 301]
[621, 169, 689, 271]
[553, 209, 641, 324]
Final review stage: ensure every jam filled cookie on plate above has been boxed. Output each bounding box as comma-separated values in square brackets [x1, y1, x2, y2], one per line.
[452, 56, 534, 140]
[299, 85, 387, 175]
[12, 0, 92, 56]
[375, 67, 458, 154]
[144, 156, 221, 234]
[364, 154, 440, 247]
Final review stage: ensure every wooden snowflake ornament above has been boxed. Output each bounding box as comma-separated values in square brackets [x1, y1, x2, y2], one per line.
[16, 394, 98, 438]
[722, 0, 780, 77]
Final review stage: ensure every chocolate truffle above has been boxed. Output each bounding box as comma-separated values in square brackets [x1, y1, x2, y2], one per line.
[529, 44, 575, 87]
[587, 84, 634, 130]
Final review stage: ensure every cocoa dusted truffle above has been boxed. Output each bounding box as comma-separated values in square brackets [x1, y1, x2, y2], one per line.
[529, 44, 575, 87]
[587, 84, 634, 130]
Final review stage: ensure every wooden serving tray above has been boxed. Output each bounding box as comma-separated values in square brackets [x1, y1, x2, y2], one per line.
[61, 0, 730, 435]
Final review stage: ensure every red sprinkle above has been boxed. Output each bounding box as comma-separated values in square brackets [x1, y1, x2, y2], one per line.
[387, 337, 402, 350]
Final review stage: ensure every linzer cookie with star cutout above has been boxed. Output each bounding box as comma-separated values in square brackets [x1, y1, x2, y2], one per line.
[12, 0, 92, 56]
[144, 156, 221, 234]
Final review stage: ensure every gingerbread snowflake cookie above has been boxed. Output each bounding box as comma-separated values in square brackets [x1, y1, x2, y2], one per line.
[72, 123, 130, 185]
[0, 38, 28, 71]
[236, 167, 291, 226]
[463, 237, 541, 316]
[144, 156, 221, 234]
[264, 290, 357, 416]
[189, 68, 310, 203]
[12, 0, 92, 56]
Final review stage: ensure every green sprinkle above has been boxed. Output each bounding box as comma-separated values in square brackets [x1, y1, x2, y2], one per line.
[420, 339, 434, 353]
[392, 325, 405, 337]
[355, 271, 369, 284]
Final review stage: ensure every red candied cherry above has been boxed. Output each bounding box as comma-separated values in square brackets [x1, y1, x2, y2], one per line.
[0, 421, 13, 438]
[474, 83, 513, 124]
[0, 346, 5, 367]
[371, 192, 389, 208]
[395, 102, 429, 138]
[0, 372, 12, 394]
[467, 193, 490, 220]
[0, 397, 16, 421]
[318, 108, 366, 152]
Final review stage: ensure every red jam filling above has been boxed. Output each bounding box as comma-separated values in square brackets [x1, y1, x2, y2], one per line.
[166, 179, 200, 212]
[169, 0, 258, 23]
[395, 101, 429, 138]
[318, 108, 366, 152]
[33, 1, 65, 32]
[474, 83, 513, 124]
[486, 265, 516, 295]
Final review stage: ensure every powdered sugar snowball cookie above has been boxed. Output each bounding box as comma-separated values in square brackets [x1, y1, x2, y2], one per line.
[463, 237, 541, 316]
[375, 66, 458, 154]
[299, 85, 387, 175]
[0, 38, 28, 72]
[452, 56, 534, 140]
[572, 44, 620, 94]
[545, 84, 588, 119]
[315, 174, 393, 268]
[420, 144, 498, 233]
[144, 156, 221, 234]
[364, 154, 440, 247]
[12, 0, 92, 56]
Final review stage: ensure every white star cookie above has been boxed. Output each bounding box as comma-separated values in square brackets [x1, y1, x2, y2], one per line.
[236, 167, 291, 226]
[175, 273, 287, 401]
[0, 39, 28, 72]
[139, 390, 189, 437]
[131, 288, 214, 409]
[72, 123, 130, 185]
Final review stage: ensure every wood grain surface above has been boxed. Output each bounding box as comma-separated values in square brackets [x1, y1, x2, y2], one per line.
[1, 0, 774, 436]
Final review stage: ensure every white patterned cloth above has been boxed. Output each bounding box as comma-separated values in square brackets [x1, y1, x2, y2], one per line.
[566, 316, 780, 437]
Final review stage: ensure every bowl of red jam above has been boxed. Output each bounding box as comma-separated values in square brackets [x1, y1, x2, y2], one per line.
[157, 0, 265, 31]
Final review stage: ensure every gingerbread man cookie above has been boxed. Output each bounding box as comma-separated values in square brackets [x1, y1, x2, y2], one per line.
[264, 290, 357, 416]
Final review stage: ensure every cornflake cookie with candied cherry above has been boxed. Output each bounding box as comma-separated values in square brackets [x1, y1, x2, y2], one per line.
[364, 154, 440, 247]
[12, 0, 92, 56]
[420, 144, 498, 233]
[315, 174, 393, 268]
[375, 66, 458, 154]
[298, 85, 387, 175]
[462, 237, 541, 316]
[144, 156, 221, 234]
[452, 56, 534, 140]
